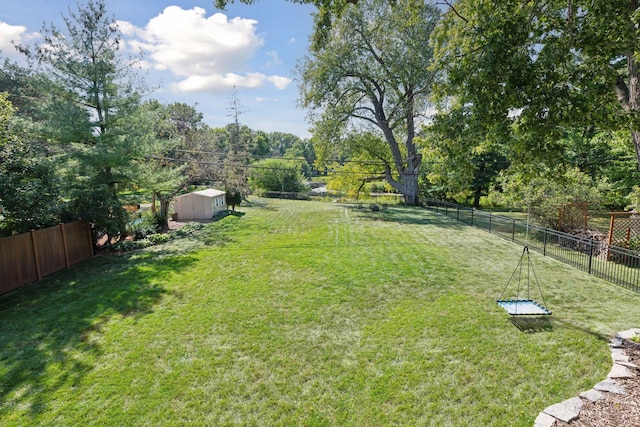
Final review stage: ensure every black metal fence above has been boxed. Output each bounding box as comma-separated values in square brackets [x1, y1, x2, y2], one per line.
[425, 199, 640, 292]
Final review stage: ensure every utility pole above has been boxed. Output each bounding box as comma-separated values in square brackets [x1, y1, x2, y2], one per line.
[227, 85, 247, 154]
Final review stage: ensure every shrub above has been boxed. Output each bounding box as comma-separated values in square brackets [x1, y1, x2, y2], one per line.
[129, 214, 161, 241]
[148, 233, 171, 245]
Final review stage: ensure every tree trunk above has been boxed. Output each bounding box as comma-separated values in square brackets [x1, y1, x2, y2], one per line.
[626, 28, 640, 171]
[629, 59, 640, 171]
[156, 193, 170, 229]
[633, 131, 640, 173]
[399, 170, 420, 205]
[473, 189, 482, 209]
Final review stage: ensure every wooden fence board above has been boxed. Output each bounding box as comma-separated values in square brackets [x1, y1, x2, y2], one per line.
[33, 227, 66, 278]
[0, 234, 38, 294]
[0, 222, 93, 296]
[64, 222, 94, 265]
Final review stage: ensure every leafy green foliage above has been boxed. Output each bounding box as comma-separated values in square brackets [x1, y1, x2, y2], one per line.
[491, 168, 607, 229]
[298, 0, 440, 205]
[12, 0, 150, 240]
[0, 95, 66, 237]
[112, 221, 205, 252]
[225, 188, 242, 211]
[431, 0, 640, 174]
[249, 158, 306, 193]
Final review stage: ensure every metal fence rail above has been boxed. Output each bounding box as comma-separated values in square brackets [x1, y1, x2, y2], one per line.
[425, 199, 640, 293]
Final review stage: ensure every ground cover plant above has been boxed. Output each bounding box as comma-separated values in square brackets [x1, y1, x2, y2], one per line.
[1, 199, 640, 426]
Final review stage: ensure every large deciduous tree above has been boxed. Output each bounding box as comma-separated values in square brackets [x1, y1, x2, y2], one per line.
[298, 0, 440, 205]
[142, 101, 218, 227]
[432, 0, 640, 173]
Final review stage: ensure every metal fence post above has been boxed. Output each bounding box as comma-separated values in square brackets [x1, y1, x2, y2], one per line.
[471, 209, 474, 226]
[588, 239, 594, 274]
[543, 229, 547, 256]
[512, 219, 516, 242]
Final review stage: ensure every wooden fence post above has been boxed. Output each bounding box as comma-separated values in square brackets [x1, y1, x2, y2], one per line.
[607, 214, 615, 261]
[60, 223, 70, 269]
[30, 230, 42, 281]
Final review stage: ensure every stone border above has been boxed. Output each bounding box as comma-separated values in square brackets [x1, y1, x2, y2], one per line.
[534, 328, 640, 427]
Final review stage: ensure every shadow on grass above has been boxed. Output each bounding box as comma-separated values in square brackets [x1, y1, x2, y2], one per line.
[0, 251, 199, 418]
[241, 198, 276, 210]
[509, 316, 554, 333]
[551, 317, 612, 343]
[357, 206, 467, 228]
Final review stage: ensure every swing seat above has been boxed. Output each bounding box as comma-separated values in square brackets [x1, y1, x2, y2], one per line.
[496, 299, 552, 316]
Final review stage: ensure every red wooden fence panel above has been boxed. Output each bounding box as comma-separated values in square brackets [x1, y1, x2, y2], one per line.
[63, 222, 94, 266]
[0, 222, 93, 296]
[0, 233, 38, 294]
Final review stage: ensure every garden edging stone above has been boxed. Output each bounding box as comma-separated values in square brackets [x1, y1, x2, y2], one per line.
[533, 328, 638, 427]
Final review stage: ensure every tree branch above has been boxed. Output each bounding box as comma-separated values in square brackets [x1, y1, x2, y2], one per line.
[440, 0, 469, 23]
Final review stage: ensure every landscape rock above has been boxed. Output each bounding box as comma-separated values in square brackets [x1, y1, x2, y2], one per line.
[615, 328, 640, 340]
[579, 389, 605, 402]
[543, 397, 583, 423]
[594, 378, 626, 394]
[608, 363, 634, 379]
[533, 411, 557, 427]
[611, 347, 629, 362]
[609, 338, 624, 348]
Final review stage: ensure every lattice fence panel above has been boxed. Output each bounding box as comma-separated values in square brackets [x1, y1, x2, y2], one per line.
[608, 213, 640, 249]
[558, 203, 588, 231]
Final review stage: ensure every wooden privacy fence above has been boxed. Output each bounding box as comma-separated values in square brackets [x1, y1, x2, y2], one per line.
[0, 222, 93, 296]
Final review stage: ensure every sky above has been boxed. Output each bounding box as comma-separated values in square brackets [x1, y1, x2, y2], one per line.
[0, 0, 317, 138]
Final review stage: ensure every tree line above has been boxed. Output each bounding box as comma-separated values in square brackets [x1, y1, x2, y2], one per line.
[0, 1, 316, 242]
[225, 0, 640, 226]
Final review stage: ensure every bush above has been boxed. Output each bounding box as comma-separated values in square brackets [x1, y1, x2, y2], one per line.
[491, 168, 606, 230]
[249, 158, 306, 193]
[112, 221, 207, 252]
[129, 214, 161, 241]
[148, 233, 171, 245]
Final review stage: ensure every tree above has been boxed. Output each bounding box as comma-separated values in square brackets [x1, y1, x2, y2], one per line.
[0, 94, 64, 236]
[16, 0, 147, 242]
[249, 158, 306, 194]
[298, 0, 440, 205]
[225, 188, 242, 211]
[320, 132, 390, 199]
[431, 0, 640, 172]
[492, 167, 607, 230]
[214, 0, 360, 49]
[284, 139, 316, 178]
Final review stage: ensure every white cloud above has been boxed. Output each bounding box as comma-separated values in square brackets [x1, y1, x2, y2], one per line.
[267, 75, 292, 90]
[121, 6, 290, 93]
[265, 50, 282, 67]
[0, 22, 37, 58]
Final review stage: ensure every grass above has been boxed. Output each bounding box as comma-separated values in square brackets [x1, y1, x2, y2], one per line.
[1, 198, 640, 426]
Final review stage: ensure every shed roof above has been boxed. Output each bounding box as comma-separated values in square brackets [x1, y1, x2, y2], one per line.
[177, 189, 226, 199]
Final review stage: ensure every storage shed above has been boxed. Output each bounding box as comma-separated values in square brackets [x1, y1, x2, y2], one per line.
[173, 189, 227, 220]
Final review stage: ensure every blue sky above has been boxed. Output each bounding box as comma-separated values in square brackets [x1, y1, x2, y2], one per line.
[0, 0, 317, 137]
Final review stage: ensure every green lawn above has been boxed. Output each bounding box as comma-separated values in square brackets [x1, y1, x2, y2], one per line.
[1, 199, 639, 426]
